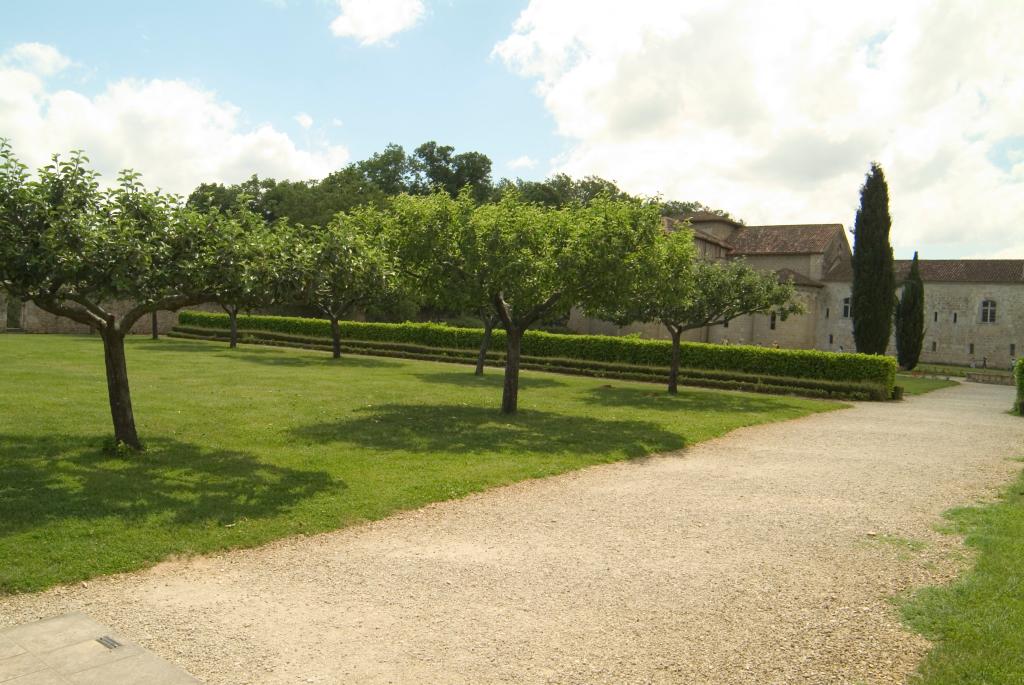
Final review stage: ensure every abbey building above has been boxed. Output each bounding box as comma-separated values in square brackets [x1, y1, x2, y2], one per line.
[569, 212, 1023, 369]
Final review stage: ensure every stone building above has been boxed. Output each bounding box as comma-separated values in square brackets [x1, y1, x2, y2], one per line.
[569, 212, 1023, 368]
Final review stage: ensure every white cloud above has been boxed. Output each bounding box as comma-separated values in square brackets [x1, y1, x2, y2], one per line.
[295, 112, 314, 129]
[2, 42, 71, 76]
[330, 0, 425, 46]
[0, 45, 349, 195]
[496, 0, 1024, 258]
[508, 155, 537, 170]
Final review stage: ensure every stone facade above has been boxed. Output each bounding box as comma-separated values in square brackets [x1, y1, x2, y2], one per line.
[819, 281, 1022, 368]
[568, 213, 1023, 368]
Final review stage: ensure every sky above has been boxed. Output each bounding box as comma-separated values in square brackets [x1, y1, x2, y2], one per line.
[1, 0, 1023, 259]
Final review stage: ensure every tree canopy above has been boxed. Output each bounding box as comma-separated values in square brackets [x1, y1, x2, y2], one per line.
[0, 141, 219, 448]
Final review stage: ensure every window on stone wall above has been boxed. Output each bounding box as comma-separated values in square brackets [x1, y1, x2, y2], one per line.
[933, 311, 937, 322]
[981, 299, 997, 323]
[842, 297, 851, 318]
[829, 334, 834, 345]
[931, 341, 937, 352]
[969, 343, 975, 355]
[825, 307, 829, 319]
[953, 312, 958, 324]
[769, 312, 777, 330]
[1011, 343, 1016, 357]
[723, 320, 728, 328]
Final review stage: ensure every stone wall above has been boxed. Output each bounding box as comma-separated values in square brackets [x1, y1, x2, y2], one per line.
[0, 290, 7, 333]
[19, 302, 180, 336]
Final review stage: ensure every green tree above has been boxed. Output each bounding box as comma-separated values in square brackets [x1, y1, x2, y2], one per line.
[496, 173, 630, 207]
[0, 142, 215, 449]
[205, 203, 290, 348]
[588, 228, 801, 394]
[397, 191, 661, 412]
[294, 207, 395, 359]
[895, 251, 925, 370]
[851, 163, 895, 354]
[388, 191, 499, 373]
[411, 141, 493, 202]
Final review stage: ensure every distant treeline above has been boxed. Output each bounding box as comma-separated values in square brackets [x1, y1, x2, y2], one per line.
[186, 140, 735, 229]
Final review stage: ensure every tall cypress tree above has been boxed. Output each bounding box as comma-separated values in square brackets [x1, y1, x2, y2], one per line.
[851, 162, 895, 354]
[895, 251, 924, 370]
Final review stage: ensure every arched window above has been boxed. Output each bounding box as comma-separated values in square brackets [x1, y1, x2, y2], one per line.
[842, 297, 851, 318]
[981, 300, 997, 323]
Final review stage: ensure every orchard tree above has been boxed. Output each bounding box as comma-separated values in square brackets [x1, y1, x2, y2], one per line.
[205, 203, 290, 348]
[388, 191, 500, 375]
[0, 143, 215, 449]
[295, 207, 395, 359]
[588, 228, 801, 394]
[895, 251, 925, 370]
[851, 163, 895, 354]
[397, 191, 661, 412]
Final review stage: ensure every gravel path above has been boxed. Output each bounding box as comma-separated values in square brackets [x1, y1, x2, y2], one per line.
[3, 381, 1023, 684]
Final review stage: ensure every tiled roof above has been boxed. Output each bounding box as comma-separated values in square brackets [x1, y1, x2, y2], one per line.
[895, 259, 1024, 283]
[728, 224, 845, 255]
[824, 258, 1024, 284]
[776, 268, 824, 288]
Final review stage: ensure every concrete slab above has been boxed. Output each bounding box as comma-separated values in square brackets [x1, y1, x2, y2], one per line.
[0, 614, 199, 684]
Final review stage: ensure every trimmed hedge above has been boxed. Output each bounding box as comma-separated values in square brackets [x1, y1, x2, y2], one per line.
[178, 311, 896, 394]
[1016, 359, 1023, 414]
[169, 329, 879, 400]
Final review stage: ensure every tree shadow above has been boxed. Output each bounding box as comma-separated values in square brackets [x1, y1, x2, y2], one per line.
[412, 369, 565, 389]
[289, 403, 685, 458]
[0, 434, 340, 537]
[134, 339, 401, 368]
[582, 383, 814, 414]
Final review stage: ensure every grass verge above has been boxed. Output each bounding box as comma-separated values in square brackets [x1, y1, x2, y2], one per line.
[0, 334, 840, 594]
[902, 462, 1024, 684]
[897, 375, 960, 396]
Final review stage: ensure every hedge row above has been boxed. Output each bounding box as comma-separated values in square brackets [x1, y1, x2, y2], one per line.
[170, 326, 885, 400]
[179, 311, 896, 393]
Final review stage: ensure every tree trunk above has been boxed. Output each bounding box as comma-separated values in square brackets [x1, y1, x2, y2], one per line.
[330, 316, 342, 359]
[151, 311, 159, 340]
[668, 328, 682, 395]
[101, 328, 142, 449]
[475, 317, 494, 376]
[501, 327, 522, 414]
[228, 307, 239, 349]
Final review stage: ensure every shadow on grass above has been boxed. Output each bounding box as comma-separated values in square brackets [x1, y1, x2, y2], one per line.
[289, 403, 684, 458]
[582, 383, 805, 414]
[412, 369, 565, 389]
[134, 339, 401, 368]
[0, 434, 339, 536]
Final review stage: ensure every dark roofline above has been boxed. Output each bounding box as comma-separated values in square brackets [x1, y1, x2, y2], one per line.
[825, 259, 1024, 284]
[728, 224, 845, 255]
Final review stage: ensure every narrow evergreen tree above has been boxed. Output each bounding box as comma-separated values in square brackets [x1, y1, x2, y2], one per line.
[895, 251, 925, 370]
[851, 162, 895, 354]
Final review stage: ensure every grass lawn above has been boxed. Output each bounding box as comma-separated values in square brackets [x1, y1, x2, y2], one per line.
[902, 462, 1024, 684]
[897, 375, 960, 396]
[0, 334, 839, 594]
[914, 362, 1013, 379]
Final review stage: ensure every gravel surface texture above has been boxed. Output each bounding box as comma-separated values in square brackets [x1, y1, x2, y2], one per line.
[3, 381, 1023, 684]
